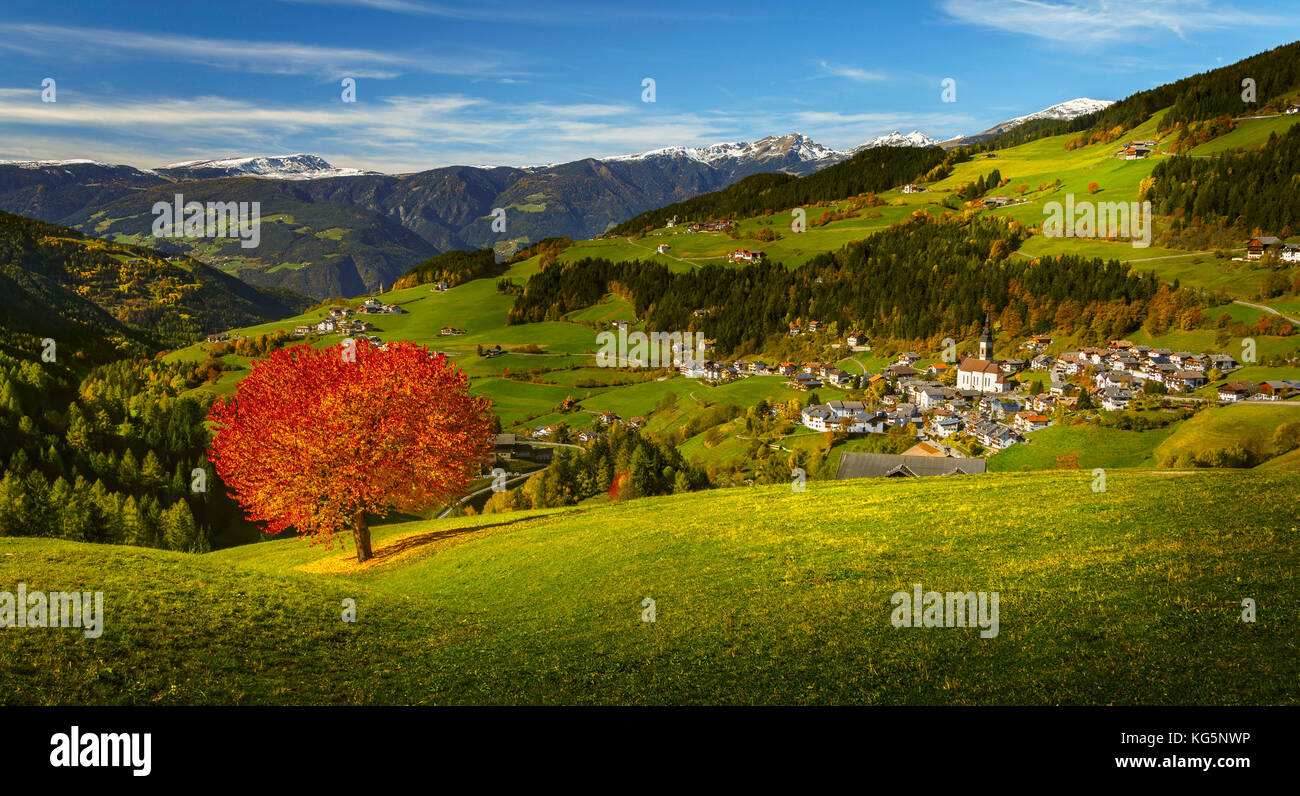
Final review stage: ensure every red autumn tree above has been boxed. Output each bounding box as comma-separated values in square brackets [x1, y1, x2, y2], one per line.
[207, 339, 494, 562]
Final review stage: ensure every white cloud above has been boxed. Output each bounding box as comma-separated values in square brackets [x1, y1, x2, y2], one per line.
[0, 87, 747, 172]
[789, 110, 979, 145]
[817, 61, 885, 82]
[0, 23, 517, 79]
[278, 0, 737, 24]
[938, 0, 1276, 45]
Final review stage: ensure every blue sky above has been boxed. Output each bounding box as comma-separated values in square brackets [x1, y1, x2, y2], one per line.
[0, 0, 1293, 172]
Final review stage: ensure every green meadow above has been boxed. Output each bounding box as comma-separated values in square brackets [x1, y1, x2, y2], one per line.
[3, 469, 1296, 705]
[988, 422, 1173, 472]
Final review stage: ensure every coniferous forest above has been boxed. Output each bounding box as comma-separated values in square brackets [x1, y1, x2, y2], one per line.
[512, 214, 1163, 354]
[611, 145, 946, 234]
[1151, 123, 1300, 235]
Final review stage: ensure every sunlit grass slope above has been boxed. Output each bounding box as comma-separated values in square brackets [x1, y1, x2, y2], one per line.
[2, 469, 1296, 705]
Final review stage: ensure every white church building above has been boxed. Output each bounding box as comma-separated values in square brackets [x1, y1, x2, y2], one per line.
[956, 317, 1009, 393]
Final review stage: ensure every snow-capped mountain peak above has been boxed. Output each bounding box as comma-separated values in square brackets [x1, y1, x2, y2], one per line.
[852, 130, 941, 151]
[985, 97, 1114, 135]
[609, 133, 842, 166]
[158, 153, 379, 179]
[943, 98, 1116, 146]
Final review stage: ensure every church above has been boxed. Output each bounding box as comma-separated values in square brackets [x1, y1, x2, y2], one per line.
[956, 317, 1008, 393]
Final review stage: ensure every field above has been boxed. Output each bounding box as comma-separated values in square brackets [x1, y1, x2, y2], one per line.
[3, 468, 1297, 705]
[1154, 403, 1300, 465]
[1190, 113, 1300, 155]
[987, 422, 1174, 472]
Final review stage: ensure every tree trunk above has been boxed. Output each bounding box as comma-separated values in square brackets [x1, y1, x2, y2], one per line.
[353, 511, 373, 563]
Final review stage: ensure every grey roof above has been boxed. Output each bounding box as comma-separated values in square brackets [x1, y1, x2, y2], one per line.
[836, 452, 987, 480]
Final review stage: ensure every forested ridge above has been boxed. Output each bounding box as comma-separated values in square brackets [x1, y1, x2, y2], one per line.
[511, 214, 1164, 353]
[1153, 122, 1300, 236]
[0, 210, 310, 350]
[611, 146, 945, 234]
[393, 247, 504, 290]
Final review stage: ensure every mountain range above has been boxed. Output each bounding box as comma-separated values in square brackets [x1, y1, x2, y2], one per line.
[0, 99, 1105, 299]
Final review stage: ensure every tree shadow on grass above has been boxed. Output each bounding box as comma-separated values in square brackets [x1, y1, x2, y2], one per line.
[369, 514, 545, 563]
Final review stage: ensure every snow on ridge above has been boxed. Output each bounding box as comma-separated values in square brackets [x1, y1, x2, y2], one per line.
[982, 98, 1115, 135]
[853, 130, 942, 151]
[0, 158, 126, 168]
[606, 133, 846, 165]
[160, 153, 380, 179]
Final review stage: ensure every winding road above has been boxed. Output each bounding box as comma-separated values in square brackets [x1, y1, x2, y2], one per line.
[435, 440, 584, 519]
[1233, 299, 1300, 326]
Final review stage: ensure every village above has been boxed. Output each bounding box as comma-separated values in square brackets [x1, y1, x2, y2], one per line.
[642, 316, 1297, 458]
[509, 311, 1296, 465]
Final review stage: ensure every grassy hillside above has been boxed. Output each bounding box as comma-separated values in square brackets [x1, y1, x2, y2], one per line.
[2, 468, 1296, 705]
[1154, 403, 1300, 466]
[988, 422, 1174, 472]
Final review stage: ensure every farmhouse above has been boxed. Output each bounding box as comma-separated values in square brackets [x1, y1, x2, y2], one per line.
[1218, 381, 1258, 402]
[1012, 412, 1051, 433]
[827, 369, 855, 387]
[1099, 386, 1134, 411]
[1260, 379, 1300, 399]
[656, 244, 670, 254]
[1118, 142, 1151, 159]
[1246, 236, 1282, 260]
[835, 452, 986, 480]
[729, 249, 765, 263]
[802, 402, 886, 433]
[970, 420, 1015, 450]
[929, 413, 962, 438]
[1205, 353, 1238, 372]
[902, 184, 926, 194]
[1168, 369, 1207, 391]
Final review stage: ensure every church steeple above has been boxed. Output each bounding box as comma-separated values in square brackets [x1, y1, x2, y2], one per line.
[978, 314, 994, 361]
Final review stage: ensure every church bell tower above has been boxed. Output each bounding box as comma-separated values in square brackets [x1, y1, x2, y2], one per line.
[979, 315, 994, 361]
